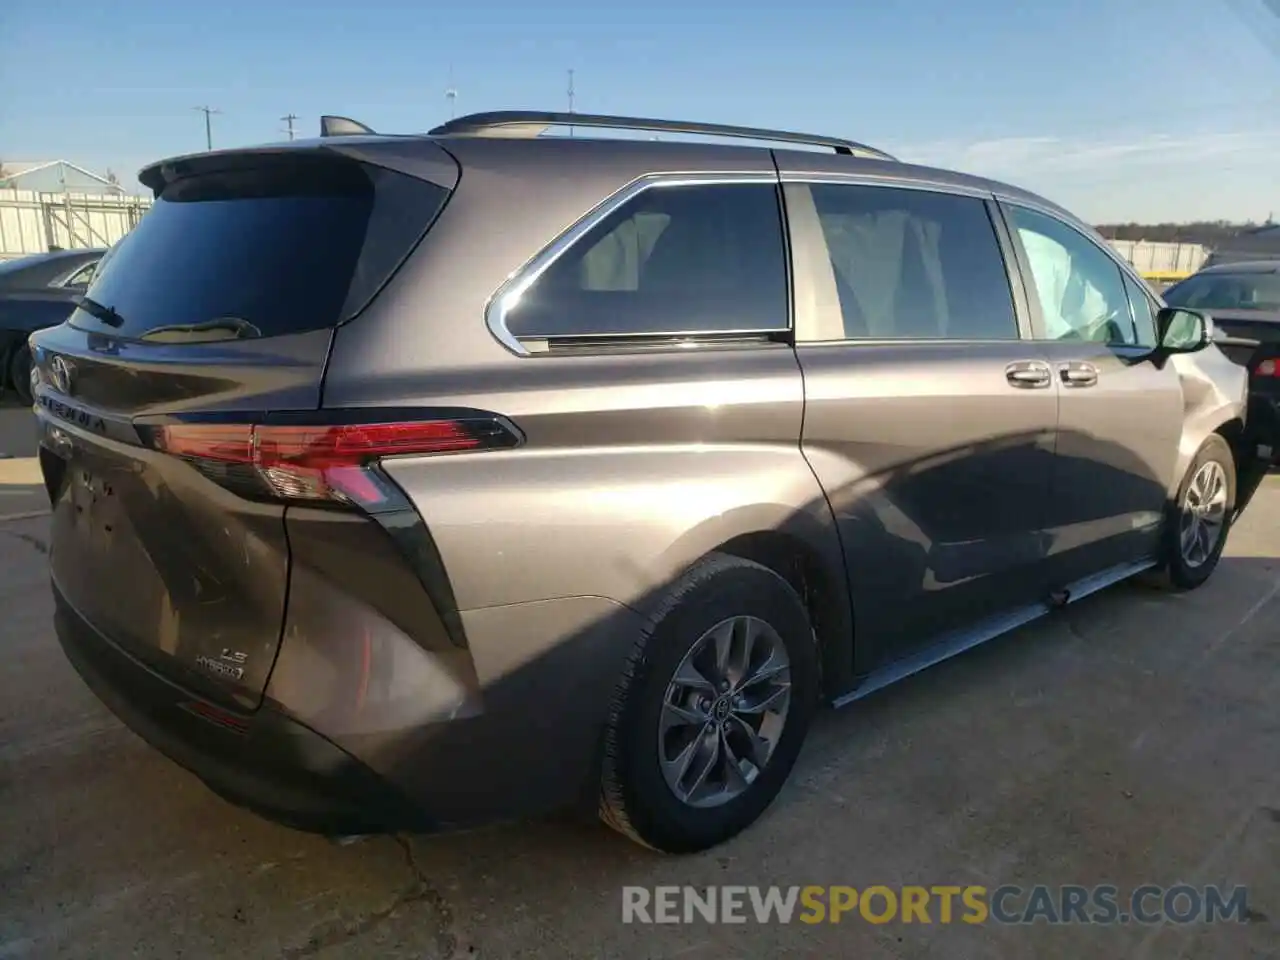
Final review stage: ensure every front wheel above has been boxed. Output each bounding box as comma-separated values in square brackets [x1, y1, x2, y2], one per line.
[599, 553, 819, 853]
[8, 344, 33, 407]
[1160, 434, 1236, 590]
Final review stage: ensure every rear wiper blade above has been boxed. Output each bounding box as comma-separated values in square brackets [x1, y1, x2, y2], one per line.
[75, 295, 124, 328]
[140, 316, 263, 343]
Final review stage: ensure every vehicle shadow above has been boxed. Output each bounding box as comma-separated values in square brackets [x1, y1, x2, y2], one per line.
[356, 548, 1280, 960]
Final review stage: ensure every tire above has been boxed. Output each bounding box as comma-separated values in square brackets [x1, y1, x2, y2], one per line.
[599, 553, 820, 853]
[1158, 434, 1236, 590]
[8, 343, 33, 407]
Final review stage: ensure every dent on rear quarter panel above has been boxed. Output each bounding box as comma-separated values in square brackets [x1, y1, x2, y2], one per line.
[379, 438, 841, 613]
[1170, 348, 1248, 493]
[372, 341, 844, 613]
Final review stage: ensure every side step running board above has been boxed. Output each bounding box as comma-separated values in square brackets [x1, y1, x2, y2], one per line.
[832, 558, 1156, 709]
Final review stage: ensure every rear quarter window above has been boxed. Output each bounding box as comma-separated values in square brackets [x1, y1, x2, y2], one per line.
[502, 181, 790, 341]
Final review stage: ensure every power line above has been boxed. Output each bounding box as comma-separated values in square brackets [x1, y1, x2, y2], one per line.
[281, 113, 298, 141]
[193, 105, 222, 150]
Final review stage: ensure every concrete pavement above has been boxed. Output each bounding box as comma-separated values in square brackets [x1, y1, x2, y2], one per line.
[0, 398, 1277, 958]
[0, 402, 44, 520]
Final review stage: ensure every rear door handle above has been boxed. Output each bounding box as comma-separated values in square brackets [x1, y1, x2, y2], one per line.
[1005, 360, 1052, 389]
[1059, 361, 1099, 388]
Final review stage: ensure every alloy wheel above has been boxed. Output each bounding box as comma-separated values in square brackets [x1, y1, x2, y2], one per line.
[658, 615, 792, 809]
[1179, 459, 1228, 568]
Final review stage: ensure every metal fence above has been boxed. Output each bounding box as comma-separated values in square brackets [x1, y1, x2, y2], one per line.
[0, 189, 153, 261]
[1106, 239, 1208, 281]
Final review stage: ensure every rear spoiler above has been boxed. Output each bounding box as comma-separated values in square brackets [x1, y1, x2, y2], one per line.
[138, 136, 449, 195]
[138, 147, 329, 193]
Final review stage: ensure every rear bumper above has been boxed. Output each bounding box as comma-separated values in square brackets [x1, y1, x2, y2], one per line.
[55, 581, 649, 833]
[53, 583, 434, 835]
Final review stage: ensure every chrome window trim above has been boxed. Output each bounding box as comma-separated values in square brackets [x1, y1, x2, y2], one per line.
[56, 261, 99, 288]
[780, 172, 993, 201]
[484, 171, 781, 357]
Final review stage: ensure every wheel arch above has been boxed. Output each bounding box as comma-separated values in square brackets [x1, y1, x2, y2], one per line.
[712, 527, 854, 701]
[1168, 349, 1248, 497]
[0, 335, 17, 390]
[1213, 416, 1248, 475]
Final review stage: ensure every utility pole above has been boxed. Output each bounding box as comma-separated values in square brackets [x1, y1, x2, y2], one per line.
[281, 113, 298, 140]
[445, 64, 458, 119]
[567, 68, 575, 137]
[194, 105, 221, 150]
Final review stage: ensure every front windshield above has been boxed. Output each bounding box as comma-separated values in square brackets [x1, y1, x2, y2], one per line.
[1164, 271, 1280, 312]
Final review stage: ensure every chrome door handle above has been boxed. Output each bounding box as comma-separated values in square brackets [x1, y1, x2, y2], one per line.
[1059, 361, 1099, 388]
[1006, 360, 1052, 389]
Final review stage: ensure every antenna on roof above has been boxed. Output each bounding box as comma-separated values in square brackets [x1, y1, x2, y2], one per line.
[320, 115, 376, 137]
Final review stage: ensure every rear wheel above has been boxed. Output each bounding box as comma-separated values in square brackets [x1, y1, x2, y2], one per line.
[8, 344, 33, 407]
[599, 553, 819, 853]
[1159, 434, 1235, 590]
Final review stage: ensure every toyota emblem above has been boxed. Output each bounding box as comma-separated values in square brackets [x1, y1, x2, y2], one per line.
[49, 355, 75, 395]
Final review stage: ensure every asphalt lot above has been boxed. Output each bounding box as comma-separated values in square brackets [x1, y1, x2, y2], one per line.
[1, 400, 1278, 959]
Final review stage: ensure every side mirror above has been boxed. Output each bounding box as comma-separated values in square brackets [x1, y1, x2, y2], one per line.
[1156, 307, 1211, 353]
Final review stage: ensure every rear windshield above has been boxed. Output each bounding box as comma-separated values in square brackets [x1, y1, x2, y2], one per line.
[70, 156, 449, 342]
[1164, 271, 1280, 313]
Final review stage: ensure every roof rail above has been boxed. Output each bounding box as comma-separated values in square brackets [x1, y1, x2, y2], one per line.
[320, 115, 377, 137]
[427, 110, 896, 161]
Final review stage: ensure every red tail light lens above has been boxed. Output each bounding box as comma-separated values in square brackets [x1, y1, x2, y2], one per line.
[150, 416, 518, 508]
[1256, 358, 1278, 377]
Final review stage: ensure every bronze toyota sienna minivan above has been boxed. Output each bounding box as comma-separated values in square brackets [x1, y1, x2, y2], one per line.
[30, 111, 1256, 853]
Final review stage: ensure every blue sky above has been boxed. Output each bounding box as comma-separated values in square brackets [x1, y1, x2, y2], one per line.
[2, 0, 1277, 222]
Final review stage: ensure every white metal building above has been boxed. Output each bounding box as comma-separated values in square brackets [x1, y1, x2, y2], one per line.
[0, 161, 152, 262]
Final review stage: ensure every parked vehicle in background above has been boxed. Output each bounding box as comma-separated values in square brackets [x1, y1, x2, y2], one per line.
[1164, 260, 1280, 477]
[30, 111, 1259, 854]
[1203, 224, 1280, 268]
[0, 247, 105, 405]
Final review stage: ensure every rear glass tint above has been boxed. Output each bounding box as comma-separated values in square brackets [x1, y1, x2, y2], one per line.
[70, 156, 449, 342]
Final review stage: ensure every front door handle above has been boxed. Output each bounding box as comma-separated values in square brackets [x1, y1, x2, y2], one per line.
[1059, 361, 1099, 388]
[1006, 360, 1053, 389]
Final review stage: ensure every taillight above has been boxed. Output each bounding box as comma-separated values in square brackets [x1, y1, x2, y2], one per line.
[142, 414, 520, 509]
[1256, 358, 1278, 377]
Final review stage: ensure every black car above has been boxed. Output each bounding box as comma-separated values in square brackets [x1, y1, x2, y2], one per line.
[1163, 260, 1280, 483]
[0, 248, 105, 405]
